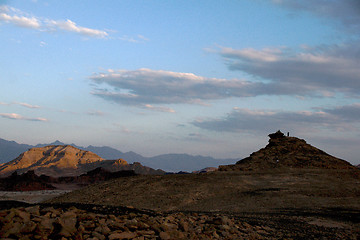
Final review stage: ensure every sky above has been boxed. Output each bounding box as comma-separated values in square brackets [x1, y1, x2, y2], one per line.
[0, 0, 359, 165]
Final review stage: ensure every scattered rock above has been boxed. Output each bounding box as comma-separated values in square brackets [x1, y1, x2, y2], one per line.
[0, 205, 356, 239]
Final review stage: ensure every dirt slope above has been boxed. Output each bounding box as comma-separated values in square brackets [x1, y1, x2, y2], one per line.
[47, 169, 360, 213]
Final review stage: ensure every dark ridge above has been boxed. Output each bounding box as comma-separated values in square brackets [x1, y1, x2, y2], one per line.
[0, 170, 56, 191]
[219, 131, 357, 171]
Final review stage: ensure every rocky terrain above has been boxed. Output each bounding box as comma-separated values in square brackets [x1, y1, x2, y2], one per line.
[0, 203, 358, 239]
[1, 131, 359, 238]
[47, 169, 360, 213]
[0, 145, 164, 177]
[219, 131, 357, 171]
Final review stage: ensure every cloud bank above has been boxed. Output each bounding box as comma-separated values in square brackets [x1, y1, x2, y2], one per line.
[192, 103, 360, 133]
[268, 0, 360, 34]
[220, 42, 360, 97]
[214, 0, 360, 99]
[90, 68, 263, 106]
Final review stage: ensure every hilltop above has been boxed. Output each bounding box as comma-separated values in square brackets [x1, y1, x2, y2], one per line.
[219, 131, 356, 171]
[0, 145, 164, 177]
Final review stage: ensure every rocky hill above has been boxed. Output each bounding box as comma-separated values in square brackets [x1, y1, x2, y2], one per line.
[0, 138, 236, 172]
[0, 145, 164, 177]
[219, 131, 356, 171]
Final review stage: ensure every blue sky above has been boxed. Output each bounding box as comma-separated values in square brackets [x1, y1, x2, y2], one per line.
[1, 0, 359, 165]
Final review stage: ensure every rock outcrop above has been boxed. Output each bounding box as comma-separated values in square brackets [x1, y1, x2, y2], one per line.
[0, 171, 56, 191]
[0, 168, 139, 191]
[0, 145, 164, 177]
[219, 131, 356, 171]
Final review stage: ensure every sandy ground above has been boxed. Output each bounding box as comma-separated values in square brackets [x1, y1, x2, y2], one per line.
[0, 190, 72, 203]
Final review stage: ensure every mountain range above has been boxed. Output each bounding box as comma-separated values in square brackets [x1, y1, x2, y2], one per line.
[0, 138, 237, 172]
[0, 145, 164, 177]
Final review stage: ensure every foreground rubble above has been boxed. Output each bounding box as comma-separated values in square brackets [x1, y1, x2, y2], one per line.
[0, 203, 358, 239]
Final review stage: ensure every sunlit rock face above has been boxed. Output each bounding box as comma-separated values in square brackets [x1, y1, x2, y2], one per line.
[0, 145, 164, 177]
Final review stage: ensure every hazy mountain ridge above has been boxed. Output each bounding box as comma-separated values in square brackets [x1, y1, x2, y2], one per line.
[0, 145, 164, 177]
[0, 138, 33, 164]
[0, 138, 237, 172]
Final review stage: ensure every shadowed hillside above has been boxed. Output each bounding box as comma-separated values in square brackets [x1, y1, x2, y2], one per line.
[219, 131, 356, 171]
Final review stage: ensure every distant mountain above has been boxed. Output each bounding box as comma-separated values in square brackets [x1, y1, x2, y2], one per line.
[220, 131, 357, 171]
[142, 154, 236, 172]
[0, 145, 164, 177]
[0, 138, 237, 172]
[84, 145, 125, 160]
[0, 138, 33, 164]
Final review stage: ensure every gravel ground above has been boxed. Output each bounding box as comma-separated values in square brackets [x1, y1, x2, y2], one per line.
[0, 190, 71, 203]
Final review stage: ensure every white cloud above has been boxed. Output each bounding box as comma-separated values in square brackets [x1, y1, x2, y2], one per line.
[137, 35, 149, 41]
[0, 113, 23, 120]
[16, 102, 41, 109]
[47, 19, 108, 38]
[142, 104, 175, 113]
[0, 113, 47, 122]
[119, 34, 150, 43]
[87, 110, 105, 116]
[0, 101, 41, 109]
[90, 68, 264, 106]
[221, 47, 282, 62]
[0, 12, 41, 28]
[0, 5, 109, 38]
